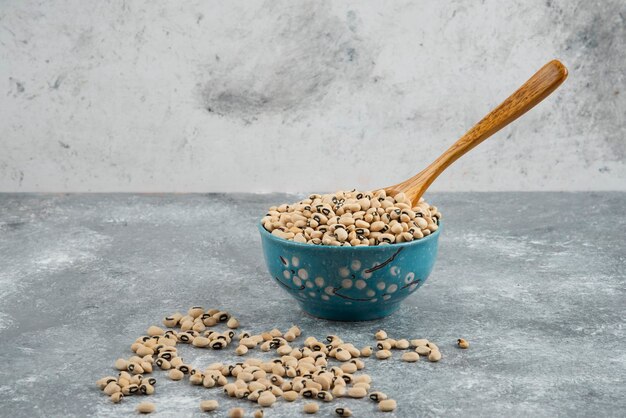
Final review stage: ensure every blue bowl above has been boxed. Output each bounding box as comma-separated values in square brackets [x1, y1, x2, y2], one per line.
[258, 223, 441, 321]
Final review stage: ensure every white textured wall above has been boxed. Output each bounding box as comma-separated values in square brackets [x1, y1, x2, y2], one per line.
[1, 0, 624, 192]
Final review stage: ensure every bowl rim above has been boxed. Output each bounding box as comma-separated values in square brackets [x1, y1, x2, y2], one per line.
[257, 220, 441, 251]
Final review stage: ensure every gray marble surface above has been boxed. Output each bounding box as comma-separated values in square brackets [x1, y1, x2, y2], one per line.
[2, 1, 625, 193]
[0, 193, 624, 417]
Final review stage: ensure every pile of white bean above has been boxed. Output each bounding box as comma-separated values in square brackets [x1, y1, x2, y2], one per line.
[262, 190, 441, 246]
[96, 306, 468, 415]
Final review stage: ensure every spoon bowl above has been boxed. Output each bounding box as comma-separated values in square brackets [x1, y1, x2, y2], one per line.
[258, 222, 441, 321]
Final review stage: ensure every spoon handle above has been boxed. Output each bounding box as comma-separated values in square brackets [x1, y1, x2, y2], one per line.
[396, 60, 568, 203]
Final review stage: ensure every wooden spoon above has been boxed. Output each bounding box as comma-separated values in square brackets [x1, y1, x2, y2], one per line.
[384, 59, 568, 204]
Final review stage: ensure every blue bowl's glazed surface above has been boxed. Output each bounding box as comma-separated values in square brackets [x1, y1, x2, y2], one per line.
[258, 223, 441, 321]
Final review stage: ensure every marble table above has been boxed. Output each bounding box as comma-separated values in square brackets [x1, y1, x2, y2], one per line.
[0, 193, 624, 417]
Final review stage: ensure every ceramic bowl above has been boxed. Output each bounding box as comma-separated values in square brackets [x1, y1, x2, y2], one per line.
[258, 223, 441, 321]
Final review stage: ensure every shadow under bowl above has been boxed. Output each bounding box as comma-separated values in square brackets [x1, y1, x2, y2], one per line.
[258, 223, 441, 321]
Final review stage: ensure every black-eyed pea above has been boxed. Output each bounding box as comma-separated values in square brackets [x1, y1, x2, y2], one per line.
[192, 322, 206, 332]
[155, 358, 171, 370]
[235, 388, 250, 399]
[116, 371, 132, 386]
[347, 386, 367, 398]
[303, 336, 317, 347]
[301, 387, 318, 398]
[286, 367, 299, 380]
[303, 402, 319, 414]
[375, 349, 392, 359]
[212, 311, 230, 322]
[314, 375, 331, 390]
[415, 346, 431, 356]
[189, 373, 204, 385]
[129, 355, 143, 363]
[202, 376, 216, 388]
[395, 339, 410, 349]
[139, 383, 155, 395]
[271, 364, 285, 376]
[340, 363, 357, 374]
[228, 407, 245, 418]
[283, 390, 298, 402]
[109, 392, 123, 403]
[335, 407, 352, 416]
[177, 364, 192, 374]
[203, 316, 217, 327]
[369, 391, 387, 402]
[457, 338, 470, 349]
[209, 339, 225, 350]
[141, 377, 157, 386]
[332, 385, 346, 397]
[317, 390, 333, 402]
[347, 347, 361, 358]
[97, 376, 117, 390]
[410, 338, 429, 347]
[340, 374, 353, 385]
[147, 326, 164, 336]
[248, 381, 265, 392]
[284, 331, 296, 342]
[360, 346, 373, 357]
[257, 391, 277, 407]
[304, 380, 322, 391]
[253, 370, 266, 381]
[136, 402, 155, 414]
[335, 349, 351, 362]
[114, 358, 128, 371]
[426, 342, 439, 351]
[239, 372, 254, 382]
[402, 352, 420, 362]
[377, 340, 392, 350]
[103, 382, 121, 396]
[351, 358, 365, 370]
[374, 330, 387, 340]
[188, 306, 204, 318]
[227, 317, 239, 329]
[180, 320, 194, 332]
[247, 389, 262, 402]
[191, 336, 210, 348]
[277, 345, 292, 356]
[379, 399, 397, 412]
[127, 362, 144, 375]
[253, 409, 264, 418]
[235, 345, 248, 356]
[223, 383, 237, 397]
[428, 350, 442, 362]
[160, 336, 177, 347]
[289, 325, 302, 336]
[200, 400, 219, 412]
[168, 369, 184, 381]
[162, 314, 181, 328]
[353, 374, 371, 384]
